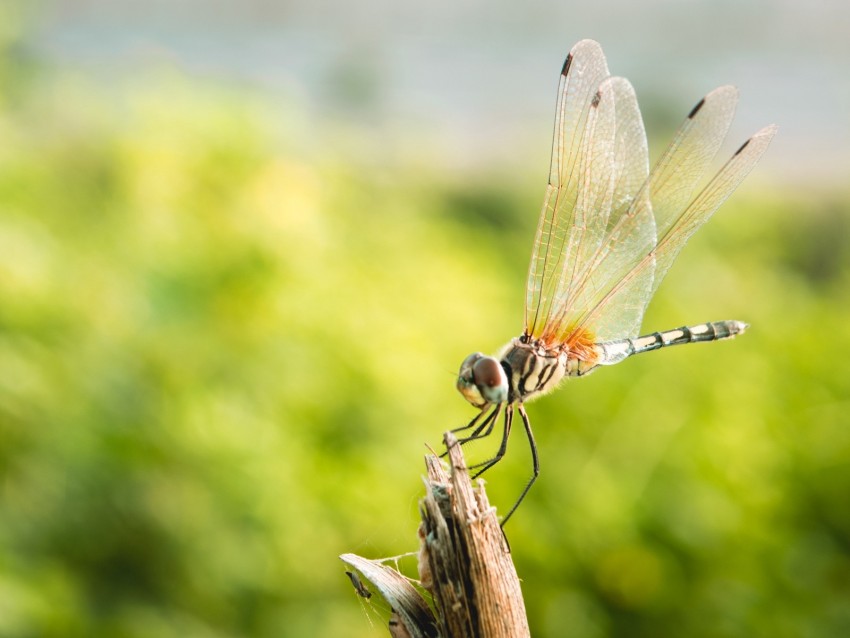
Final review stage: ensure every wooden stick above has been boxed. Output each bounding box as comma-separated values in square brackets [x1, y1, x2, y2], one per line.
[341, 431, 530, 637]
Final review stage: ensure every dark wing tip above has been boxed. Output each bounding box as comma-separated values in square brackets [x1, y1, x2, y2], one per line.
[591, 90, 602, 108]
[688, 97, 706, 119]
[561, 52, 573, 76]
[734, 124, 779, 155]
[734, 138, 751, 156]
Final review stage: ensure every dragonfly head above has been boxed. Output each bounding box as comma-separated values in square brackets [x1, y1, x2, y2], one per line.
[456, 353, 509, 408]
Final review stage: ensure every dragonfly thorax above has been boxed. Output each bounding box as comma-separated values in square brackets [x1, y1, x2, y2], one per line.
[499, 339, 572, 403]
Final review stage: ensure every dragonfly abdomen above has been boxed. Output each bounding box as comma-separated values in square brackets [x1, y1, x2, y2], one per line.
[595, 320, 749, 366]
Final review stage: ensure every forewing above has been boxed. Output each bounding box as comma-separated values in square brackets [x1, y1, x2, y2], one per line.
[540, 76, 653, 345]
[525, 40, 610, 339]
[647, 86, 739, 256]
[649, 124, 778, 294]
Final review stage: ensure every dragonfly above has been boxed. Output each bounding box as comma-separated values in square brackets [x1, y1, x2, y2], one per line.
[454, 39, 776, 525]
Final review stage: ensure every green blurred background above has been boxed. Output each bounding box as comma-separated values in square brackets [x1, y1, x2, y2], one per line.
[1, 1, 849, 637]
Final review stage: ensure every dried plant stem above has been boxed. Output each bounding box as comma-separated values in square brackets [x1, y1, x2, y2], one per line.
[341, 431, 530, 637]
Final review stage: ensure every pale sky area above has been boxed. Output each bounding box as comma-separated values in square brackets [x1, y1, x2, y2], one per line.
[32, 0, 850, 187]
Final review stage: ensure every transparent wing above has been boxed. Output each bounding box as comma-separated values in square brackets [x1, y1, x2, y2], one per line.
[524, 43, 775, 351]
[650, 123, 778, 295]
[538, 75, 653, 346]
[576, 123, 778, 346]
[559, 86, 740, 342]
[542, 84, 748, 346]
[524, 39, 611, 339]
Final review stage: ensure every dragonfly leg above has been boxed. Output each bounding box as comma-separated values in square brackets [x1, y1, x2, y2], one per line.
[450, 407, 489, 435]
[457, 403, 503, 445]
[500, 405, 539, 527]
[469, 405, 514, 476]
[441, 404, 501, 459]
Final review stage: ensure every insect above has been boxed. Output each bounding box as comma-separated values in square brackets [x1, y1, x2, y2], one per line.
[454, 39, 776, 524]
[345, 570, 373, 600]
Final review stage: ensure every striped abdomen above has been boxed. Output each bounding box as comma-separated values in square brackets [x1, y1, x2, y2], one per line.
[593, 320, 749, 367]
[500, 320, 748, 402]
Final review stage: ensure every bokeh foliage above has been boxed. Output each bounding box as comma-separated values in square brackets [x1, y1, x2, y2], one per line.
[1, 24, 850, 638]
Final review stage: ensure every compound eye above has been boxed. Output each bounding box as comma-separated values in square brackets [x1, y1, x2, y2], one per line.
[459, 352, 484, 376]
[472, 357, 508, 404]
[457, 353, 507, 407]
[472, 357, 503, 389]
